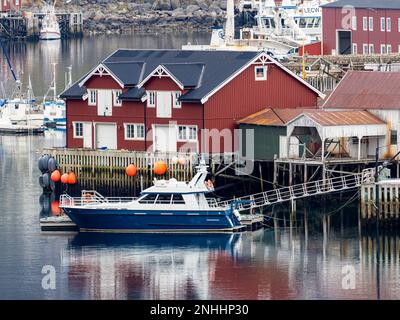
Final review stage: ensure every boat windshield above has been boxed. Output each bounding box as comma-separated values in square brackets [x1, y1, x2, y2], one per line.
[138, 193, 185, 205]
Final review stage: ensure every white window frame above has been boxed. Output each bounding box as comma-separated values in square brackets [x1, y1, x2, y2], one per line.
[363, 43, 369, 55]
[73, 122, 84, 138]
[363, 17, 368, 31]
[387, 44, 392, 54]
[381, 17, 385, 32]
[124, 123, 145, 141]
[88, 89, 97, 106]
[254, 66, 267, 81]
[369, 44, 374, 54]
[177, 125, 197, 142]
[172, 91, 181, 108]
[381, 44, 387, 54]
[113, 90, 122, 107]
[352, 16, 357, 30]
[398, 18, 400, 32]
[147, 91, 156, 108]
[352, 43, 358, 55]
[387, 17, 391, 32]
[369, 17, 374, 31]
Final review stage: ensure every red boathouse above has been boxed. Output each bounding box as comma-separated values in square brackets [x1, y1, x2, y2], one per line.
[61, 49, 323, 153]
[0, 0, 22, 12]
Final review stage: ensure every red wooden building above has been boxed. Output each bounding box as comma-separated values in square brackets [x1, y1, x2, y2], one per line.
[61, 49, 323, 153]
[0, 0, 22, 12]
[322, 0, 400, 55]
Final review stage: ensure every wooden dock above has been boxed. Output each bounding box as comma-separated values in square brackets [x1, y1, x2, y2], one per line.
[361, 180, 400, 229]
[43, 148, 198, 192]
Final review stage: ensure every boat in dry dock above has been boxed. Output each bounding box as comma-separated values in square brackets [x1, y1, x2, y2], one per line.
[60, 163, 246, 233]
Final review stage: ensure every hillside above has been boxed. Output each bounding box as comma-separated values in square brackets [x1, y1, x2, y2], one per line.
[23, 0, 229, 33]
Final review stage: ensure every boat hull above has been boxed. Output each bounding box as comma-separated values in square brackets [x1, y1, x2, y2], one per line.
[62, 208, 244, 233]
[40, 31, 61, 40]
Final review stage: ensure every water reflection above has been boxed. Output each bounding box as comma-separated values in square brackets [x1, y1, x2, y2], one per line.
[61, 227, 400, 300]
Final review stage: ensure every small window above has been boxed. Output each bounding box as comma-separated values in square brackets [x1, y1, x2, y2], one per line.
[173, 92, 181, 108]
[363, 17, 368, 31]
[138, 194, 158, 204]
[369, 17, 373, 31]
[381, 44, 387, 54]
[74, 122, 83, 138]
[88, 90, 96, 106]
[113, 90, 122, 106]
[352, 16, 357, 30]
[387, 18, 391, 32]
[387, 44, 392, 54]
[363, 44, 369, 55]
[178, 125, 197, 142]
[369, 44, 374, 54]
[156, 194, 172, 204]
[188, 126, 197, 141]
[178, 126, 187, 141]
[172, 194, 184, 204]
[147, 91, 156, 107]
[352, 43, 358, 54]
[254, 66, 267, 81]
[381, 17, 385, 32]
[124, 123, 145, 140]
[391, 130, 398, 145]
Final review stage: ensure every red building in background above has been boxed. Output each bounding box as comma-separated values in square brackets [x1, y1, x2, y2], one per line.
[0, 0, 22, 12]
[322, 0, 400, 55]
[61, 49, 323, 153]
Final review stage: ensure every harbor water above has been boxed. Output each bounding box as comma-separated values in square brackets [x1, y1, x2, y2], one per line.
[0, 35, 399, 300]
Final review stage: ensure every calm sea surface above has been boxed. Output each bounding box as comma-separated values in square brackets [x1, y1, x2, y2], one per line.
[0, 34, 399, 300]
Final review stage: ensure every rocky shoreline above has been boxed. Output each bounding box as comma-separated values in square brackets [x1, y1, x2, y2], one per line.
[26, 0, 229, 34]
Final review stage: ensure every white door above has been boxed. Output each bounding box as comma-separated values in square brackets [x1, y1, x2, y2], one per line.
[98, 90, 113, 116]
[154, 125, 177, 152]
[96, 123, 117, 149]
[156, 91, 172, 118]
[83, 123, 92, 149]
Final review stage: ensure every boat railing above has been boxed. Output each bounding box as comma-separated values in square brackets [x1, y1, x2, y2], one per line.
[60, 191, 137, 207]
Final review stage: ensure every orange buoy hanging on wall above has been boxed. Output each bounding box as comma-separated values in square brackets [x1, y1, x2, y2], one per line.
[125, 164, 138, 177]
[51, 170, 61, 182]
[67, 172, 77, 185]
[61, 173, 69, 184]
[178, 157, 187, 166]
[154, 161, 167, 175]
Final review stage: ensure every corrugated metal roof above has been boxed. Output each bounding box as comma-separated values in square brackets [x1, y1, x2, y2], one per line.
[303, 110, 386, 126]
[239, 108, 385, 127]
[323, 71, 400, 110]
[238, 108, 315, 126]
[322, 0, 400, 10]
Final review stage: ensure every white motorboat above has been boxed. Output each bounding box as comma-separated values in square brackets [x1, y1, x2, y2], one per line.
[40, 2, 61, 40]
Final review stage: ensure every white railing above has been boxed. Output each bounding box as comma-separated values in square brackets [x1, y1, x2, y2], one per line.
[218, 173, 365, 213]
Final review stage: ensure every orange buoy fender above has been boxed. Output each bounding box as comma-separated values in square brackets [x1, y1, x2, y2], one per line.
[154, 161, 167, 175]
[67, 172, 77, 185]
[125, 164, 138, 177]
[51, 170, 61, 182]
[60, 173, 69, 184]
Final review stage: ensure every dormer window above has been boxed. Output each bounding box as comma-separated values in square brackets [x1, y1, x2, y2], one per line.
[255, 66, 267, 81]
[173, 92, 181, 108]
[147, 91, 156, 107]
[88, 89, 97, 106]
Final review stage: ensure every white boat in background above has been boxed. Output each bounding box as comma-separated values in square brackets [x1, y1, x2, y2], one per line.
[0, 79, 44, 130]
[43, 63, 67, 127]
[40, 2, 61, 40]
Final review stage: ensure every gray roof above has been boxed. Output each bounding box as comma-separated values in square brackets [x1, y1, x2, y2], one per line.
[61, 49, 260, 102]
[119, 87, 145, 101]
[322, 0, 400, 10]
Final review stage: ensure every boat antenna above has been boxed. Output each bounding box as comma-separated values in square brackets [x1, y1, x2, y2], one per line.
[0, 39, 20, 90]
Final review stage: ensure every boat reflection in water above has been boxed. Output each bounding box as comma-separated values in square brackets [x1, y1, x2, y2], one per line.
[65, 232, 246, 300]
[62, 221, 400, 300]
